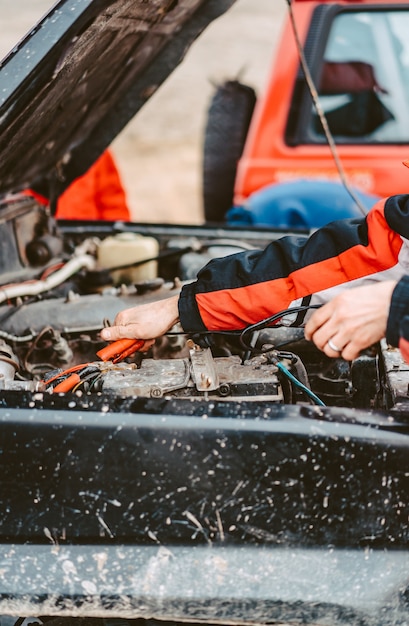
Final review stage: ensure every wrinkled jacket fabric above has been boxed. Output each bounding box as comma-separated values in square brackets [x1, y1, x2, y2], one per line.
[28, 150, 130, 221]
[179, 195, 409, 351]
[56, 150, 130, 221]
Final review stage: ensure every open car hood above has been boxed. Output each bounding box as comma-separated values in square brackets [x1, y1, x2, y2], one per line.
[0, 0, 236, 199]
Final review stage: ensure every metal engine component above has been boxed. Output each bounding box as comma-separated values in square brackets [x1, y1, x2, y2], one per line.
[0, 342, 19, 387]
[102, 348, 283, 401]
[101, 360, 191, 397]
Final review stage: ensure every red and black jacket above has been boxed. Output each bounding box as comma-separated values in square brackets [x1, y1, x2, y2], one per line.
[179, 195, 409, 345]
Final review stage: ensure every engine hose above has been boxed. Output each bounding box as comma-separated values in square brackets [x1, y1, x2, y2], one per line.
[0, 343, 19, 382]
[0, 329, 34, 343]
[0, 253, 96, 304]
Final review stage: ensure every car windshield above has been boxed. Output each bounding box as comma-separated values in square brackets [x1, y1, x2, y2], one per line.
[311, 9, 409, 142]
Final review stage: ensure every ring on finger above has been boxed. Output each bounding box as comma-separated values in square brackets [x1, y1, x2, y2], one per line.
[327, 338, 342, 353]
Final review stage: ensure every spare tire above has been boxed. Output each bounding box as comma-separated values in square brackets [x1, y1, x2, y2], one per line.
[202, 80, 257, 222]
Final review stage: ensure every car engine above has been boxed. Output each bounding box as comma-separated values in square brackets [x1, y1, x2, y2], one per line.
[0, 194, 405, 415]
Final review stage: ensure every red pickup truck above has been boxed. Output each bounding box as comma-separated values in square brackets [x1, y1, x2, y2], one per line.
[203, 0, 409, 226]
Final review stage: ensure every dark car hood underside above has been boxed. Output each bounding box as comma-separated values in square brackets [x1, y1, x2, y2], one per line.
[0, 0, 236, 198]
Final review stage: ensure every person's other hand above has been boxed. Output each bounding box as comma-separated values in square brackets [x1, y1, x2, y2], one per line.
[304, 280, 397, 360]
[100, 295, 180, 345]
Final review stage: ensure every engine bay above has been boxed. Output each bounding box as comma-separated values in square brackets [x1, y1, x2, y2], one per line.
[0, 194, 407, 418]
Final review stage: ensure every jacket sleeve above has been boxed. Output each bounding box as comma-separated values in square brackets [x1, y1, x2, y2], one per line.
[179, 195, 408, 333]
[386, 275, 409, 362]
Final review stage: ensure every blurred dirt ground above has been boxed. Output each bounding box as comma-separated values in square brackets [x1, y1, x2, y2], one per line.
[0, 0, 286, 223]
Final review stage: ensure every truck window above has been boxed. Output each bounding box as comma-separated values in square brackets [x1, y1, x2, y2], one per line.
[302, 9, 409, 144]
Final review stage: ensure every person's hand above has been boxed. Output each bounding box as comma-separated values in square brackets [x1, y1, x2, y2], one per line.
[100, 295, 180, 345]
[304, 280, 397, 360]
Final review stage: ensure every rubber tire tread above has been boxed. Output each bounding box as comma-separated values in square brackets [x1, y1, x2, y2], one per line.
[203, 80, 257, 222]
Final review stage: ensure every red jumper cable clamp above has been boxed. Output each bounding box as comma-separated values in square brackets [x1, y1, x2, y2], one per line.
[96, 338, 145, 363]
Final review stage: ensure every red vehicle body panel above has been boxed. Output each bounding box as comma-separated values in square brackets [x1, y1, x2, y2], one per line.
[234, 0, 409, 206]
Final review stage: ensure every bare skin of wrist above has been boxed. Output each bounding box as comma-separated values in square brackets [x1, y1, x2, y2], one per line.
[304, 280, 397, 360]
[100, 294, 180, 347]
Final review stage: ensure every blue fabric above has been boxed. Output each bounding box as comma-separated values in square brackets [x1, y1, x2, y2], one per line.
[227, 180, 380, 229]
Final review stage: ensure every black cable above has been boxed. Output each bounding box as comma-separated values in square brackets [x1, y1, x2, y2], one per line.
[164, 303, 322, 358]
[239, 304, 321, 352]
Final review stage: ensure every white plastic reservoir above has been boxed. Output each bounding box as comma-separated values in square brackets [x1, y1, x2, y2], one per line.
[97, 232, 159, 285]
